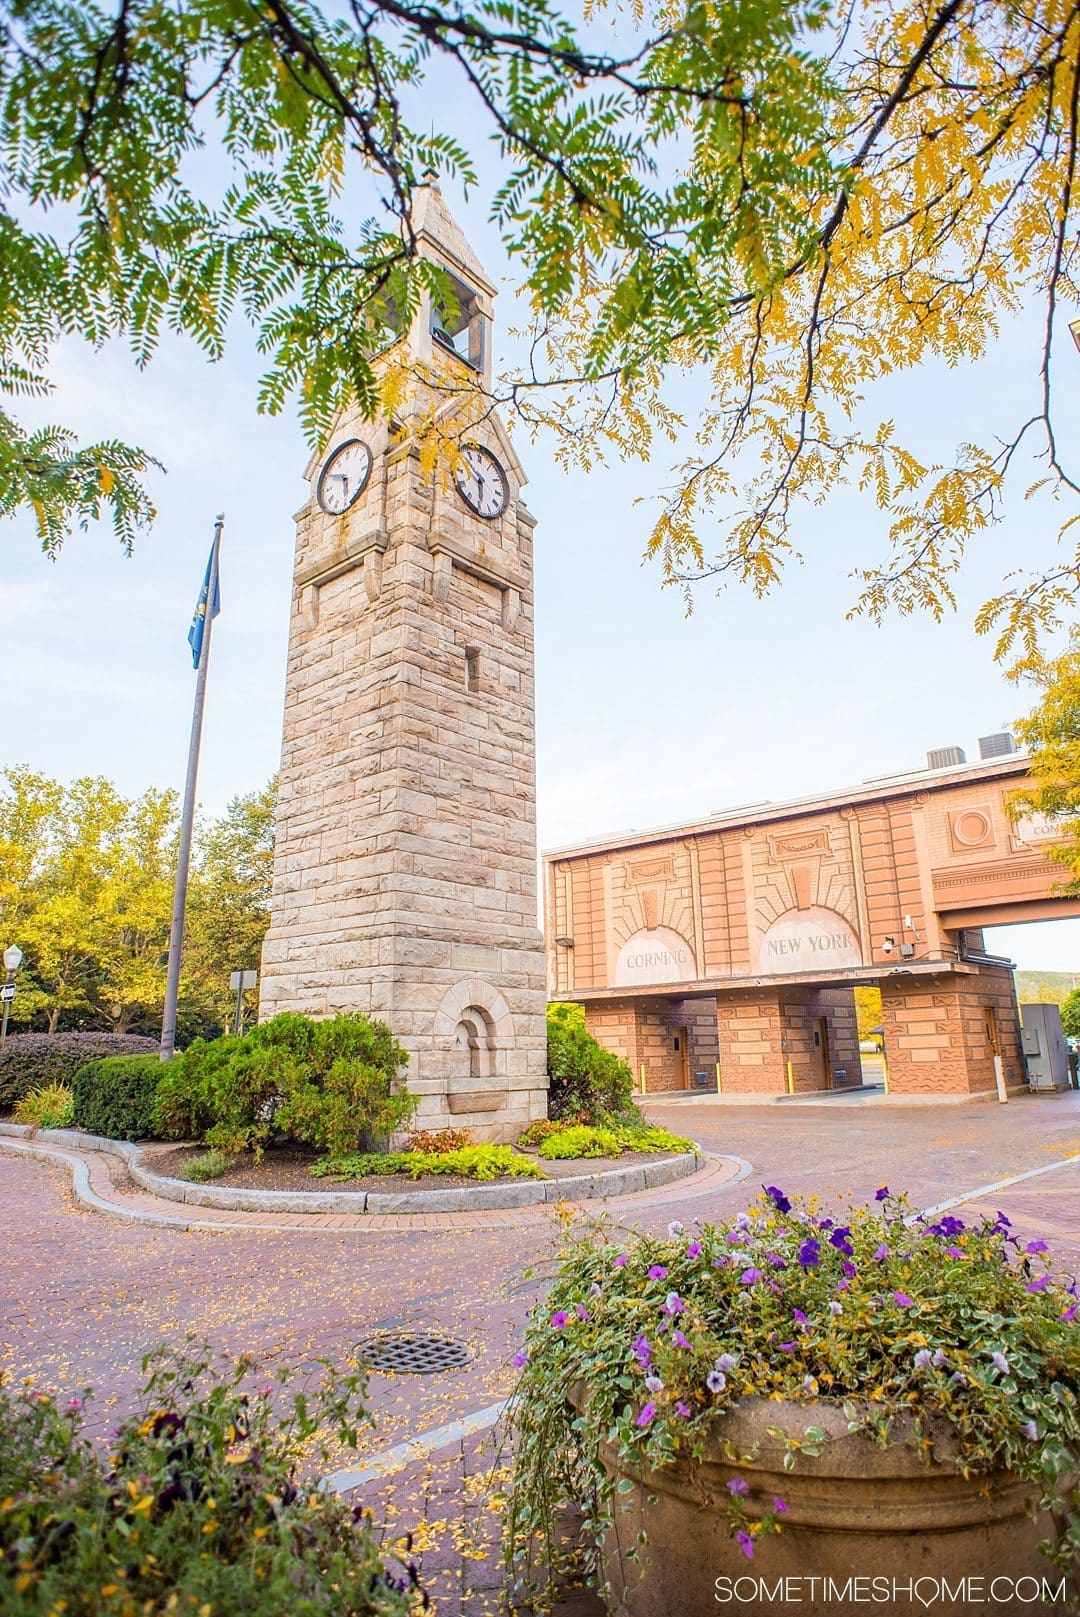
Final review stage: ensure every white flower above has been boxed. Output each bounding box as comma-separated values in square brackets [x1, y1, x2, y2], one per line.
[801, 1375, 819, 1395]
[645, 1375, 664, 1393]
[991, 1351, 1010, 1375]
[931, 1349, 949, 1368]
[717, 1353, 737, 1372]
[828, 1301, 843, 1316]
[1020, 1419, 1039, 1440]
[706, 1370, 726, 1393]
[668, 1220, 684, 1236]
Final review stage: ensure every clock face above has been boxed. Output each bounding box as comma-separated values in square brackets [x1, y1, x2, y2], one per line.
[453, 443, 508, 520]
[316, 438, 373, 515]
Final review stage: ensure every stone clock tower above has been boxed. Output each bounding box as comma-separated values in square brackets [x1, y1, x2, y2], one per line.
[259, 183, 548, 1139]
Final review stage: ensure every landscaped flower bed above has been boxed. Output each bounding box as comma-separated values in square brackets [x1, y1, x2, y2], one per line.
[505, 1188, 1080, 1614]
[519, 1119, 693, 1160]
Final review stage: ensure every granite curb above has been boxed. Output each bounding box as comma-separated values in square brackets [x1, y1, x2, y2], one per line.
[0, 1123, 704, 1214]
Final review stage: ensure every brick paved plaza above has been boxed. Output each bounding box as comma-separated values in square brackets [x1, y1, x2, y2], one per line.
[1, 1092, 1077, 1615]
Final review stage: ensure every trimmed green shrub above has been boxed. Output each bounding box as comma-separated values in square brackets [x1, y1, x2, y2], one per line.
[546, 1002, 634, 1120]
[0, 1032, 157, 1112]
[0, 1345, 415, 1616]
[72, 1053, 164, 1140]
[180, 1147, 230, 1183]
[154, 1012, 415, 1158]
[311, 1144, 547, 1182]
[13, 1083, 74, 1130]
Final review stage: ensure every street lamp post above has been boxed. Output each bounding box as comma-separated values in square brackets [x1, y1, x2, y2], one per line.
[0, 944, 23, 1048]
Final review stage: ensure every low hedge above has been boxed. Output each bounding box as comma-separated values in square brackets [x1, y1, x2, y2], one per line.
[0, 1032, 157, 1112]
[72, 1053, 165, 1140]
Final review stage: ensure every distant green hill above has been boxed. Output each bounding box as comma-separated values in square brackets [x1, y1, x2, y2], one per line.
[1015, 970, 1080, 1005]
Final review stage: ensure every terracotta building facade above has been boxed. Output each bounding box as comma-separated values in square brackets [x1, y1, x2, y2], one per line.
[545, 755, 1079, 1099]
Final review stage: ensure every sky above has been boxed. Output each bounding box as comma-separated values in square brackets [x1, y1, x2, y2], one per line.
[6, 123, 1080, 974]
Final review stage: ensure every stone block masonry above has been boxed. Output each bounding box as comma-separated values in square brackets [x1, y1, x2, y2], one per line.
[260, 182, 547, 1140]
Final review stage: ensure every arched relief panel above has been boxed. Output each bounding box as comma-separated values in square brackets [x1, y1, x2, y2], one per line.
[757, 905, 862, 975]
[614, 926, 697, 986]
[609, 844, 698, 983]
[750, 817, 858, 946]
[434, 979, 513, 1077]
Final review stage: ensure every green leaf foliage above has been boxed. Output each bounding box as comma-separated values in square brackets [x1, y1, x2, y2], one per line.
[153, 1011, 414, 1157]
[12, 1081, 74, 1130]
[71, 1052, 164, 1140]
[0, 1344, 416, 1615]
[0, 1031, 157, 1110]
[546, 1002, 634, 1120]
[311, 1143, 547, 1181]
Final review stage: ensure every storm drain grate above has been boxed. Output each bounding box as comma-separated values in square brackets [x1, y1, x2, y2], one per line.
[354, 1329, 472, 1375]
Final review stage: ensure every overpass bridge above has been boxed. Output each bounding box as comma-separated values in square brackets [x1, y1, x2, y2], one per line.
[544, 751, 1080, 1099]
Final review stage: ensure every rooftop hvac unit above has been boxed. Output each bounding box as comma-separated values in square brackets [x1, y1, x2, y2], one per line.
[979, 731, 1016, 759]
[927, 746, 966, 770]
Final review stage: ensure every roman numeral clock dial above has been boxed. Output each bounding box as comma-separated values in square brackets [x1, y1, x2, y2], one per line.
[453, 443, 508, 520]
[316, 438, 373, 514]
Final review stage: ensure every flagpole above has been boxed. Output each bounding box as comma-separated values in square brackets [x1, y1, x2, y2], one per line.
[160, 514, 224, 1061]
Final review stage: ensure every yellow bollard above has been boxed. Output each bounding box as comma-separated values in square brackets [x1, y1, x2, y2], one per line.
[785, 1060, 795, 1096]
[715, 1060, 723, 1095]
[881, 1051, 890, 1095]
[639, 1062, 648, 1095]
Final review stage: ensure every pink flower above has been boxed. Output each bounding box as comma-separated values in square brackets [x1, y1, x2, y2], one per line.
[613, 1254, 628, 1268]
[892, 1291, 915, 1308]
[512, 1350, 529, 1368]
[736, 1531, 755, 1560]
[550, 1311, 569, 1329]
[637, 1400, 657, 1427]
[675, 1400, 692, 1417]
[648, 1265, 668, 1280]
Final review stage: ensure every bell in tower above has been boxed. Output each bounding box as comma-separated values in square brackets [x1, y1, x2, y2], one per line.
[259, 180, 548, 1140]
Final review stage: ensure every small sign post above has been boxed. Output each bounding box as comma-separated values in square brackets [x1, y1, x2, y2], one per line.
[230, 969, 259, 1037]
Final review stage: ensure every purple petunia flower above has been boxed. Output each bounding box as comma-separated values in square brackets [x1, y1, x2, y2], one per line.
[665, 1291, 686, 1314]
[633, 1333, 652, 1367]
[829, 1227, 854, 1256]
[727, 1477, 749, 1497]
[668, 1220, 684, 1236]
[842, 1260, 857, 1278]
[1020, 1419, 1039, 1440]
[778, 1342, 797, 1353]
[932, 1349, 949, 1368]
[875, 1186, 889, 1201]
[512, 1350, 529, 1368]
[892, 1291, 915, 1308]
[773, 1497, 789, 1514]
[1062, 1304, 1078, 1322]
[828, 1300, 843, 1316]
[1026, 1276, 1049, 1294]
[736, 1213, 751, 1231]
[798, 1239, 821, 1269]
[913, 1349, 932, 1369]
[766, 1251, 788, 1270]
[686, 1242, 702, 1258]
[706, 1369, 726, 1393]
[991, 1352, 1010, 1374]
[736, 1531, 755, 1560]
[792, 1308, 808, 1328]
[675, 1400, 692, 1418]
[801, 1374, 818, 1394]
[613, 1254, 628, 1268]
[577, 1304, 590, 1320]
[872, 1244, 889, 1261]
[645, 1375, 664, 1394]
[718, 1353, 737, 1371]
[648, 1265, 668, 1281]
[740, 1267, 763, 1286]
[673, 1329, 691, 1349]
[637, 1401, 657, 1427]
[1025, 1240, 1049, 1255]
[590, 1282, 602, 1297]
[551, 1311, 569, 1329]
[944, 1246, 965, 1260]
[764, 1185, 792, 1213]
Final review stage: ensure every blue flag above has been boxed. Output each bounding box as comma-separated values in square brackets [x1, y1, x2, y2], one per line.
[187, 540, 221, 668]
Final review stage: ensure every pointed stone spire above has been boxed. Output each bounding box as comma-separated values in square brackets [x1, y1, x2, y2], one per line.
[409, 176, 497, 299]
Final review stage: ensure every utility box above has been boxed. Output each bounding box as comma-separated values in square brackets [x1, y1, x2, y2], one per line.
[1020, 1003, 1071, 1090]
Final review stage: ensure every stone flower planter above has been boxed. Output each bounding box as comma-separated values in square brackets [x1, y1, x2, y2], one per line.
[583, 1394, 1068, 1617]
